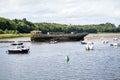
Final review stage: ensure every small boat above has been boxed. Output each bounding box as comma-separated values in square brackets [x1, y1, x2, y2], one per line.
[49, 39, 57, 44]
[113, 38, 118, 41]
[81, 41, 87, 44]
[85, 42, 94, 50]
[81, 39, 88, 44]
[101, 37, 108, 44]
[102, 40, 108, 44]
[110, 42, 120, 46]
[50, 41, 57, 44]
[8, 42, 29, 53]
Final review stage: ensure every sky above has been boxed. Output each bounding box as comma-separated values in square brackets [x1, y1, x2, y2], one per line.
[0, 0, 120, 25]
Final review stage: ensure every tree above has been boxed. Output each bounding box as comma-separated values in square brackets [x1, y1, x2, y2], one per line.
[0, 29, 3, 34]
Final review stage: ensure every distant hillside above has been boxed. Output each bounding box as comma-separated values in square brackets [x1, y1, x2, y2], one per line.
[0, 17, 120, 34]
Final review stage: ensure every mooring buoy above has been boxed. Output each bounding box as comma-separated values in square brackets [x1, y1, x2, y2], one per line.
[65, 56, 69, 62]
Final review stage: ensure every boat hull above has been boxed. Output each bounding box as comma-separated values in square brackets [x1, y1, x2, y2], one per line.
[81, 41, 87, 44]
[31, 31, 88, 42]
[8, 49, 29, 54]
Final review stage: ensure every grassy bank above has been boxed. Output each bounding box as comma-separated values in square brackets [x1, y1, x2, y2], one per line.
[0, 34, 30, 39]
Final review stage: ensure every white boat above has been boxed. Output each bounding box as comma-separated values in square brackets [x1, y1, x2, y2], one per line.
[50, 41, 57, 44]
[102, 40, 108, 44]
[113, 38, 118, 41]
[110, 42, 120, 46]
[49, 39, 57, 44]
[101, 37, 108, 44]
[85, 42, 94, 50]
[8, 42, 29, 53]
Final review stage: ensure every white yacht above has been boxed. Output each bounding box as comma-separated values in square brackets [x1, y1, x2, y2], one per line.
[8, 42, 29, 53]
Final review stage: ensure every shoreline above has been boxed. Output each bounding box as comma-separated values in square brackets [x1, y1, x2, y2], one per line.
[84, 33, 120, 40]
[0, 33, 120, 42]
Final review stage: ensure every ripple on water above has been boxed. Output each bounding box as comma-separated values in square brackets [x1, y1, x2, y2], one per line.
[0, 39, 120, 80]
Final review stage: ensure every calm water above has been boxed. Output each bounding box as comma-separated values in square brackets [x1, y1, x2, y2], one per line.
[0, 37, 120, 80]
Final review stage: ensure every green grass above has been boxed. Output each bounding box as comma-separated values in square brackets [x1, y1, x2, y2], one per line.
[0, 34, 30, 39]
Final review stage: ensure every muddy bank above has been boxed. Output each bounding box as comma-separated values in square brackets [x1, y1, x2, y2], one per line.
[85, 33, 120, 40]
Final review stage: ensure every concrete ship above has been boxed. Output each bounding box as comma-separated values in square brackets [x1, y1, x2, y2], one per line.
[31, 31, 88, 42]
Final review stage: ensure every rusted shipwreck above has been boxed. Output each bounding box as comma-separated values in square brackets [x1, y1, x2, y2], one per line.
[31, 31, 88, 42]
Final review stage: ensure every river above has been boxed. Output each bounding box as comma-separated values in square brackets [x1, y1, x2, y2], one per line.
[0, 37, 120, 80]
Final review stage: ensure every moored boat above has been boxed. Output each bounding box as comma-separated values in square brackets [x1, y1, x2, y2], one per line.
[85, 42, 94, 50]
[81, 39, 88, 44]
[8, 42, 29, 53]
[81, 41, 87, 44]
[113, 38, 118, 41]
[101, 37, 108, 44]
[110, 42, 120, 46]
[102, 40, 108, 44]
[49, 39, 57, 44]
[31, 31, 88, 42]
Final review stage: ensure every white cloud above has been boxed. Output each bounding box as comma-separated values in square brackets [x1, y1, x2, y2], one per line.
[0, 0, 120, 25]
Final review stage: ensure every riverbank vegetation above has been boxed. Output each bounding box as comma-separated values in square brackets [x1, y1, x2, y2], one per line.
[0, 34, 30, 39]
[0, 17, 120, 34]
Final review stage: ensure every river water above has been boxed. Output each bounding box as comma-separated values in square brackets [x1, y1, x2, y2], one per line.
[0, 37, 120, 80]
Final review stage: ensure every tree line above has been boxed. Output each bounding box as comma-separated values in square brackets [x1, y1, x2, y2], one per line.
[0, 17, 120, 34]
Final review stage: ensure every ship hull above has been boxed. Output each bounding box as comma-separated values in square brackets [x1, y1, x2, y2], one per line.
[31, 32, 88, 42]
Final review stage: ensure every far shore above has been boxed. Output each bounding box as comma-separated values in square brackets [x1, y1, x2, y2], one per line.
[0, 34, 30, 39]
[85, 33, 120, 40]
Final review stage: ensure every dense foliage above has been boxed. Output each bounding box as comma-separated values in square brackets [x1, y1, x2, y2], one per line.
[0, 17, 120, 34]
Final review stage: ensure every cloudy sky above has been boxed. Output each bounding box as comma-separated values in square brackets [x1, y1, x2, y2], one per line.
[0, 0, 120, 25]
